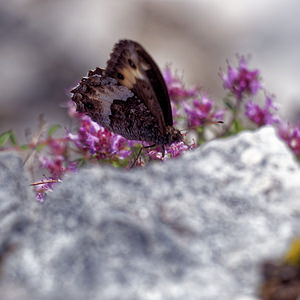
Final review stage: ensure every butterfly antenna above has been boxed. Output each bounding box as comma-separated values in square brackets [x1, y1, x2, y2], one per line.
[210, 120, 224, 124]
[181, 119, 224, 132]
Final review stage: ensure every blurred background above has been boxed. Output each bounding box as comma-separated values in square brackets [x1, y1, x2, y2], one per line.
[1, 0, 300, 142]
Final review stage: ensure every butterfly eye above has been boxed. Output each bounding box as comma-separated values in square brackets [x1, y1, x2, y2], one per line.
[85, 102, 94, 110]
[128, 59, 136, 69]
[117, 73, 124, 80]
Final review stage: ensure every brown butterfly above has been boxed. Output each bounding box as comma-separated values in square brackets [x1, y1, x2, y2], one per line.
[71, 40, 183, 154]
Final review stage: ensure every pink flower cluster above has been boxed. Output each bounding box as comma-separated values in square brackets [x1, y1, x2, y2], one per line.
[35, 138, 75, 202]
[184, 95, 224, 128]
[67, 113, 132, 161]
[222, 57, 300, 158]
[278, 122, 300, 155]
[245, 96, 279, 126]
[221, 57, 280, 128]
[220, 57, 262, 100]
[147, 141, 189, 161]
[164, 66, 198, 101]
[164, 67, 224, 130]
[39, 140, 68, 177]
[34, 178, 61, 202]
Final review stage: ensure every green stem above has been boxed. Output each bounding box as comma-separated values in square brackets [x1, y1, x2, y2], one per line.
[0, 137, 68, 153]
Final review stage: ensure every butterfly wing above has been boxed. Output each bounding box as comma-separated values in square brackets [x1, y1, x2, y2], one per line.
[105, 40, 173, 135]
[71, 67, 135, 130]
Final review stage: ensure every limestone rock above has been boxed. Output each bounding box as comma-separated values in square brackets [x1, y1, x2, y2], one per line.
[1, 127, 300, 300]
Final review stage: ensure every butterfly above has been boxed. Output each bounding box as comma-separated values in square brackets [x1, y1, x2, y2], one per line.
[71, 40, 183, 155]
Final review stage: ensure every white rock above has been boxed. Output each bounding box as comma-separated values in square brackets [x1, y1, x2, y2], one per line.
[1, 126, 300, 300]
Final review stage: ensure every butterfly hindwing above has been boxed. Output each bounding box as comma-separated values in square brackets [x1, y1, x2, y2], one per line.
[71, 69, 134, 130]
[105, 40, 173, 135]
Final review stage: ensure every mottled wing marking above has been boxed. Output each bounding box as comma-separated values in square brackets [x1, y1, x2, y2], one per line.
[121, 64, 145, 88]
[71, 73, 133, 129]
[105, 40, 172, 135]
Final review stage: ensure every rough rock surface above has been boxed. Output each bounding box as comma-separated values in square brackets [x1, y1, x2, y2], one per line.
[1, 127, 300, 300]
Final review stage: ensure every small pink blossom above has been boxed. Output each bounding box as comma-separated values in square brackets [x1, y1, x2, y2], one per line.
[67, 109, 132, 160]
[147, 148, 163, 161]
[147, 141, 189, 161]
[220, 57, 262, 100]
[164, 66, 198, 101]
[184, 95, 224, 128]
[167, 141, 189, 157]
[48, 139, 67, 156]
[39, 155, 65, 177]
[278, 121, 300, 155]
[34, 177, 60, 202]
[164, 66, 181, 86]
[245, 96, 279, 126]
[171, 102, 181, 120]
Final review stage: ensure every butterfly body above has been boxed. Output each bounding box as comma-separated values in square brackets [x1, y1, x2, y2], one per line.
[71, 40, 183, 147]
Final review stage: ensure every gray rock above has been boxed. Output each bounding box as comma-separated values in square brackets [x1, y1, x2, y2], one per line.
[0, 153, 32, 252]
[1, 126, 300, 300]
[0, 153, 33, 300]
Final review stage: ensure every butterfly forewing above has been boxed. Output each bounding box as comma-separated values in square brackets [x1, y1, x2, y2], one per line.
[105, 40, 173, 135]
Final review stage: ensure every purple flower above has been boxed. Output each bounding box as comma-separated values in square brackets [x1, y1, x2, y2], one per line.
[34, 177, 61, 202]
[164, 66, 198, 101]
[110, 134, 132, 159]
[164, 66, 181, 86]
[184, 95, 224, 128]
[40, 155, 64, 177]
[67, 110, 132, 160]
[171, 102, 181, 120]
[167, 141, 189, 157]
[220, 57, 262, 100]
[48, 139, 67, 156]
[39, 137, 69, 178]
[68, 100, 80, 118]
[147, 148, 164, 161]
[36, 128, 77, 201]
[35, 155, 77, 201]
[213, 109, 225, 122]
[147, 141, 188, 161]
[278, 121, 300, 155]
[245, 96, 279, 126]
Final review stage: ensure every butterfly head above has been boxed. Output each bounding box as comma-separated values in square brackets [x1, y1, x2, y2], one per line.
[165, 126, 183, 145]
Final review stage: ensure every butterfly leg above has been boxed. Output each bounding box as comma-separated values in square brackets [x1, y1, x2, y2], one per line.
[161, 145, 165, 157]
[130, 143, 157, 168]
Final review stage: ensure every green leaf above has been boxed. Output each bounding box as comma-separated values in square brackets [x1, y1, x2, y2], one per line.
[74, 157, 87, 168]
[48, 124, 61, 136]
[111, 160, 122, 168]
[0, 130, 19, 147]
[9, 130, 18, 146]
[233, 119, 243, 133]
[36, 144, 46, 152]
[196, 126, 204, 134]
[0, 131, 11, 147]
[225, 100, 234, 111]
[20, 144, 30, 150]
